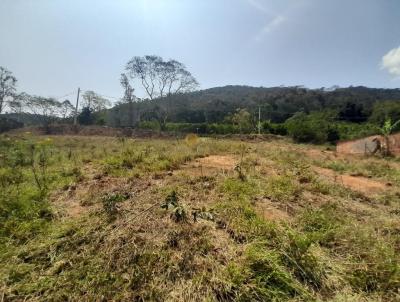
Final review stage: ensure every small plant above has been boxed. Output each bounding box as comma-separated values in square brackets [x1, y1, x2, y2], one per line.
[191, 207, 215, 222]
[28, 140, 53, 199]
[377, 118, 400, 156]
[234, 144, 248, 181]
[101, 192, 130, 219]
[161, 190, 188, 223]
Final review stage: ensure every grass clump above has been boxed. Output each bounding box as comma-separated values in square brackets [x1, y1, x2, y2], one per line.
[219, 245, 310, 301]
[265, 174, 302, 202]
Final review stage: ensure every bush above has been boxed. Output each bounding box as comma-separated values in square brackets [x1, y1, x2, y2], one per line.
[262, 121, 288, 135]
[138, 120, 161, 131]
[77, 107, 94, 125]
[369, 101, 400, 125]
[285, 112, 335, 143]
[0, 116, 24, 133]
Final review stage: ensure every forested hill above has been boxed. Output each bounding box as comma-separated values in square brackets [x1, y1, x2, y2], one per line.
[106, 85, 400, 127]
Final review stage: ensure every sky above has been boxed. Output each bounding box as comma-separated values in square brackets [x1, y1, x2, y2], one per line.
[1, 0, 400, 102]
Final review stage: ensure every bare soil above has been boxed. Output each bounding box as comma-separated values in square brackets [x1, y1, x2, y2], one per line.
[176, 155, 237, 177]
[313, 166, 390, 195]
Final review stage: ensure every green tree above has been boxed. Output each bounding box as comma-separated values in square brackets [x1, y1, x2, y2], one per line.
[78, 107, 94, 125]
[369, 101, 400, 125]
[378, 118, 400, 156]
[231, 108, 252, 133]
[285, 111, 338, 143]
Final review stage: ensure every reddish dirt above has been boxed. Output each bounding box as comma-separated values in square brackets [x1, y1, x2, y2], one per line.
[51, 155, 238, 218]
[196, 155, 237, 169]
[313, 166, 389, 195]
[176, 155, 237, 177]
[337, 133, 400, 156]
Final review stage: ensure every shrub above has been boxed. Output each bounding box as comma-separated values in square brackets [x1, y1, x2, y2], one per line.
[161, 191, 188, 223]
[101, 192, 129, 219]
[0, 116, 24, 133]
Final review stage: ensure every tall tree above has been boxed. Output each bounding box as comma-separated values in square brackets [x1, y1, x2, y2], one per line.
[120, 73, 136, 126]
[59, 100, 75, 119]
[231, 108, 252, 133]
[124, 55, 198, 129]
[26, 96, 61, 125]
[0, 66, 17, 114]
[81, 91, 111, 112]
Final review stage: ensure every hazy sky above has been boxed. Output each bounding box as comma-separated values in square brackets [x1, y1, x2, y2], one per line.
[1, 0, 400, 102]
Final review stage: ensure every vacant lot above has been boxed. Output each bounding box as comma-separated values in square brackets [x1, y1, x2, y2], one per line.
[0, 134, 399, 301]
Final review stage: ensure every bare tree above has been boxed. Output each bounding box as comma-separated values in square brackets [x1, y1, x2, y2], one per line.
[25, 95, 61, 129]
[8, 92, 27, 114]
[125, 55, 161, 100]
[124, 55, 198, 129]
[125, 56, 198, 99]
[0, 66, 17, 114]
[59, 100, 75, 119]
[120, 73, 136, 126]
[81, 91, 111, 112]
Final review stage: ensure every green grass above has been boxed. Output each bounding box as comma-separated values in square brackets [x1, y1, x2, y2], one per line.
[0, 134, 399, 301]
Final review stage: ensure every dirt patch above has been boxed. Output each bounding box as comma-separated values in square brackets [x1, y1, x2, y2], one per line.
[313, 166, 389, 195]
[50, 171, 150, 219]
[176, 155, 237, 177]
[337, 133, 400, 156]
[51, 156, 237, 218]
[197, 155, 237, 169]
[255, 200, 292, 222]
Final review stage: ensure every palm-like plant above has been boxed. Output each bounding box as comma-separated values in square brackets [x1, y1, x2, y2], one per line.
[378, 118, 400, 156]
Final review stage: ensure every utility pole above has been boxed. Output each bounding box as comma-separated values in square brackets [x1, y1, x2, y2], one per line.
[73, 87, 80, 125]
[258, 106, 261, 135]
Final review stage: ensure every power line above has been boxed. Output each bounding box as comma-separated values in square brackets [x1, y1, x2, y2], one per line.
[54, 91, 76, 100]
[54, 89, 122, 103]
[79, 88, 121, 102]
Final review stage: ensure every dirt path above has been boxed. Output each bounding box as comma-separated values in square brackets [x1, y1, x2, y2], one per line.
[313, 166, 390, 195]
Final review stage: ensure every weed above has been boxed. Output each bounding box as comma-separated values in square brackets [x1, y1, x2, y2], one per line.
[265, 174, 301, 202]
[161, 191, 188, 223]
[101, 192, 130, 219]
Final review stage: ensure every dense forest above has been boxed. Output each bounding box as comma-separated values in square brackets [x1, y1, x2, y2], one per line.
[109, 85, 400, 125]
[104, 85, 400, 142]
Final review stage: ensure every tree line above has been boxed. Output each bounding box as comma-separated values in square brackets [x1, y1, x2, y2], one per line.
[1, 57, 400, 143]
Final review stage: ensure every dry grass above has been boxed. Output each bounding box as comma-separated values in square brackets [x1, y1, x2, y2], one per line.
[0, 134, 399, 301]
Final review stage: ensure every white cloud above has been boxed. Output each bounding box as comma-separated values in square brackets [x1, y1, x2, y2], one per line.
[246, 0, 270, 14]
[381, 46, 400, 78]
[254, 15, 286, 41]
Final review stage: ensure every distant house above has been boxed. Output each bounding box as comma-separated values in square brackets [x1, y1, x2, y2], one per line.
[337, 133, 400, 156]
